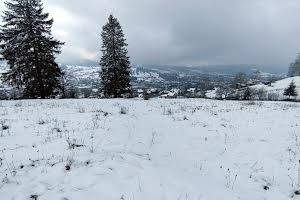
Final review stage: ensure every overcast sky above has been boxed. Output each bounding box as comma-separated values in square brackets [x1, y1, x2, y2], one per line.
[1, 0, 300, 68]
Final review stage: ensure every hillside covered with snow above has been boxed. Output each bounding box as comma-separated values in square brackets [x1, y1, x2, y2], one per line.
[0, 99, 299, 200]
[253, 76, 300, 100]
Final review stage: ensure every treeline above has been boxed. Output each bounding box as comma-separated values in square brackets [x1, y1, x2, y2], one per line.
[0, 0, 131, 99]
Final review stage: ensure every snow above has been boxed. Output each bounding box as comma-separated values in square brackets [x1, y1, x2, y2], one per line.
[161, 89, 180, 98]
[64, 65, 99, 79]
[206, 88, 217, 99]
[252, 76, 300, 100]
[0, 99, 299, 200]
[133, 71, 163, 82]
[187, 88, 196, 93]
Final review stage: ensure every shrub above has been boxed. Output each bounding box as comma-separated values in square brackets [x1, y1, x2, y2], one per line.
[120, 107, 128, 114]
[267, 93, 279, 101]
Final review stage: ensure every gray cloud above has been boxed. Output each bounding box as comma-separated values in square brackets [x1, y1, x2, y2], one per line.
[2, 0, 300, 67]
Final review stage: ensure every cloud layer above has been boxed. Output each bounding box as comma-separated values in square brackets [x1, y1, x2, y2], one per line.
[2, 0, 300, 67]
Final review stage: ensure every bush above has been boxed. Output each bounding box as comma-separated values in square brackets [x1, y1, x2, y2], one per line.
[64, 87, 79, 99]
[120, 107, 128, 114]
[255, 88, 267, 100]
[216, 86, 236, 100]
[143, 91, 150, 100]
[242, 87, 253, 100]
[267, 93, 279, 101]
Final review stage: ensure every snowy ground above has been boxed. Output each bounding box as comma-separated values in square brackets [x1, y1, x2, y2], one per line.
[0, 99, 299, 200]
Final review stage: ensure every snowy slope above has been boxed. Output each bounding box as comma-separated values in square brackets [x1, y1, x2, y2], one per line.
[253, 76, 300, 100]
[0, 99, 299, 200]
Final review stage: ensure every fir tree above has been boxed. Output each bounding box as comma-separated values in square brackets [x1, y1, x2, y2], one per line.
[0, 0, 64, 99]
[284, 80, 298, 99]
[99, 15, 132, 98]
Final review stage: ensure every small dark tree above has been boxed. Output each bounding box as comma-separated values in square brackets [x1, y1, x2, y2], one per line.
[284, 80, 298, 99]
[99, 15, 132, 98]
[243, 87, 253, 100]
[0, 0, 64, 99]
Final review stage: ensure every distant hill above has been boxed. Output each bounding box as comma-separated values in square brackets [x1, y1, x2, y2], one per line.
[0, 61, 286, 90]
[137, 64, 286, 76]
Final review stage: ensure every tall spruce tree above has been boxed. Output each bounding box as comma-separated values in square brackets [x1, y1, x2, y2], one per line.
[0, 0, 64, 99]
[99, 15, 132, 98]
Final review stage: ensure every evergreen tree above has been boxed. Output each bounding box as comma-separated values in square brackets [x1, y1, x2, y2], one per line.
[284, 80, 298, 99]
[99, 15, 132, 98]
[0, 0, 64, 99]
[243, 87, 253, 100]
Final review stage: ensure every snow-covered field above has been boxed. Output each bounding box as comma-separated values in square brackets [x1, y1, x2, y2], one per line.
[0, 99, 299, 200]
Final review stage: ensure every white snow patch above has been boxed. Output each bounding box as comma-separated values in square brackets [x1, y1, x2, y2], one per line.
[0, 99, 299, 199]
